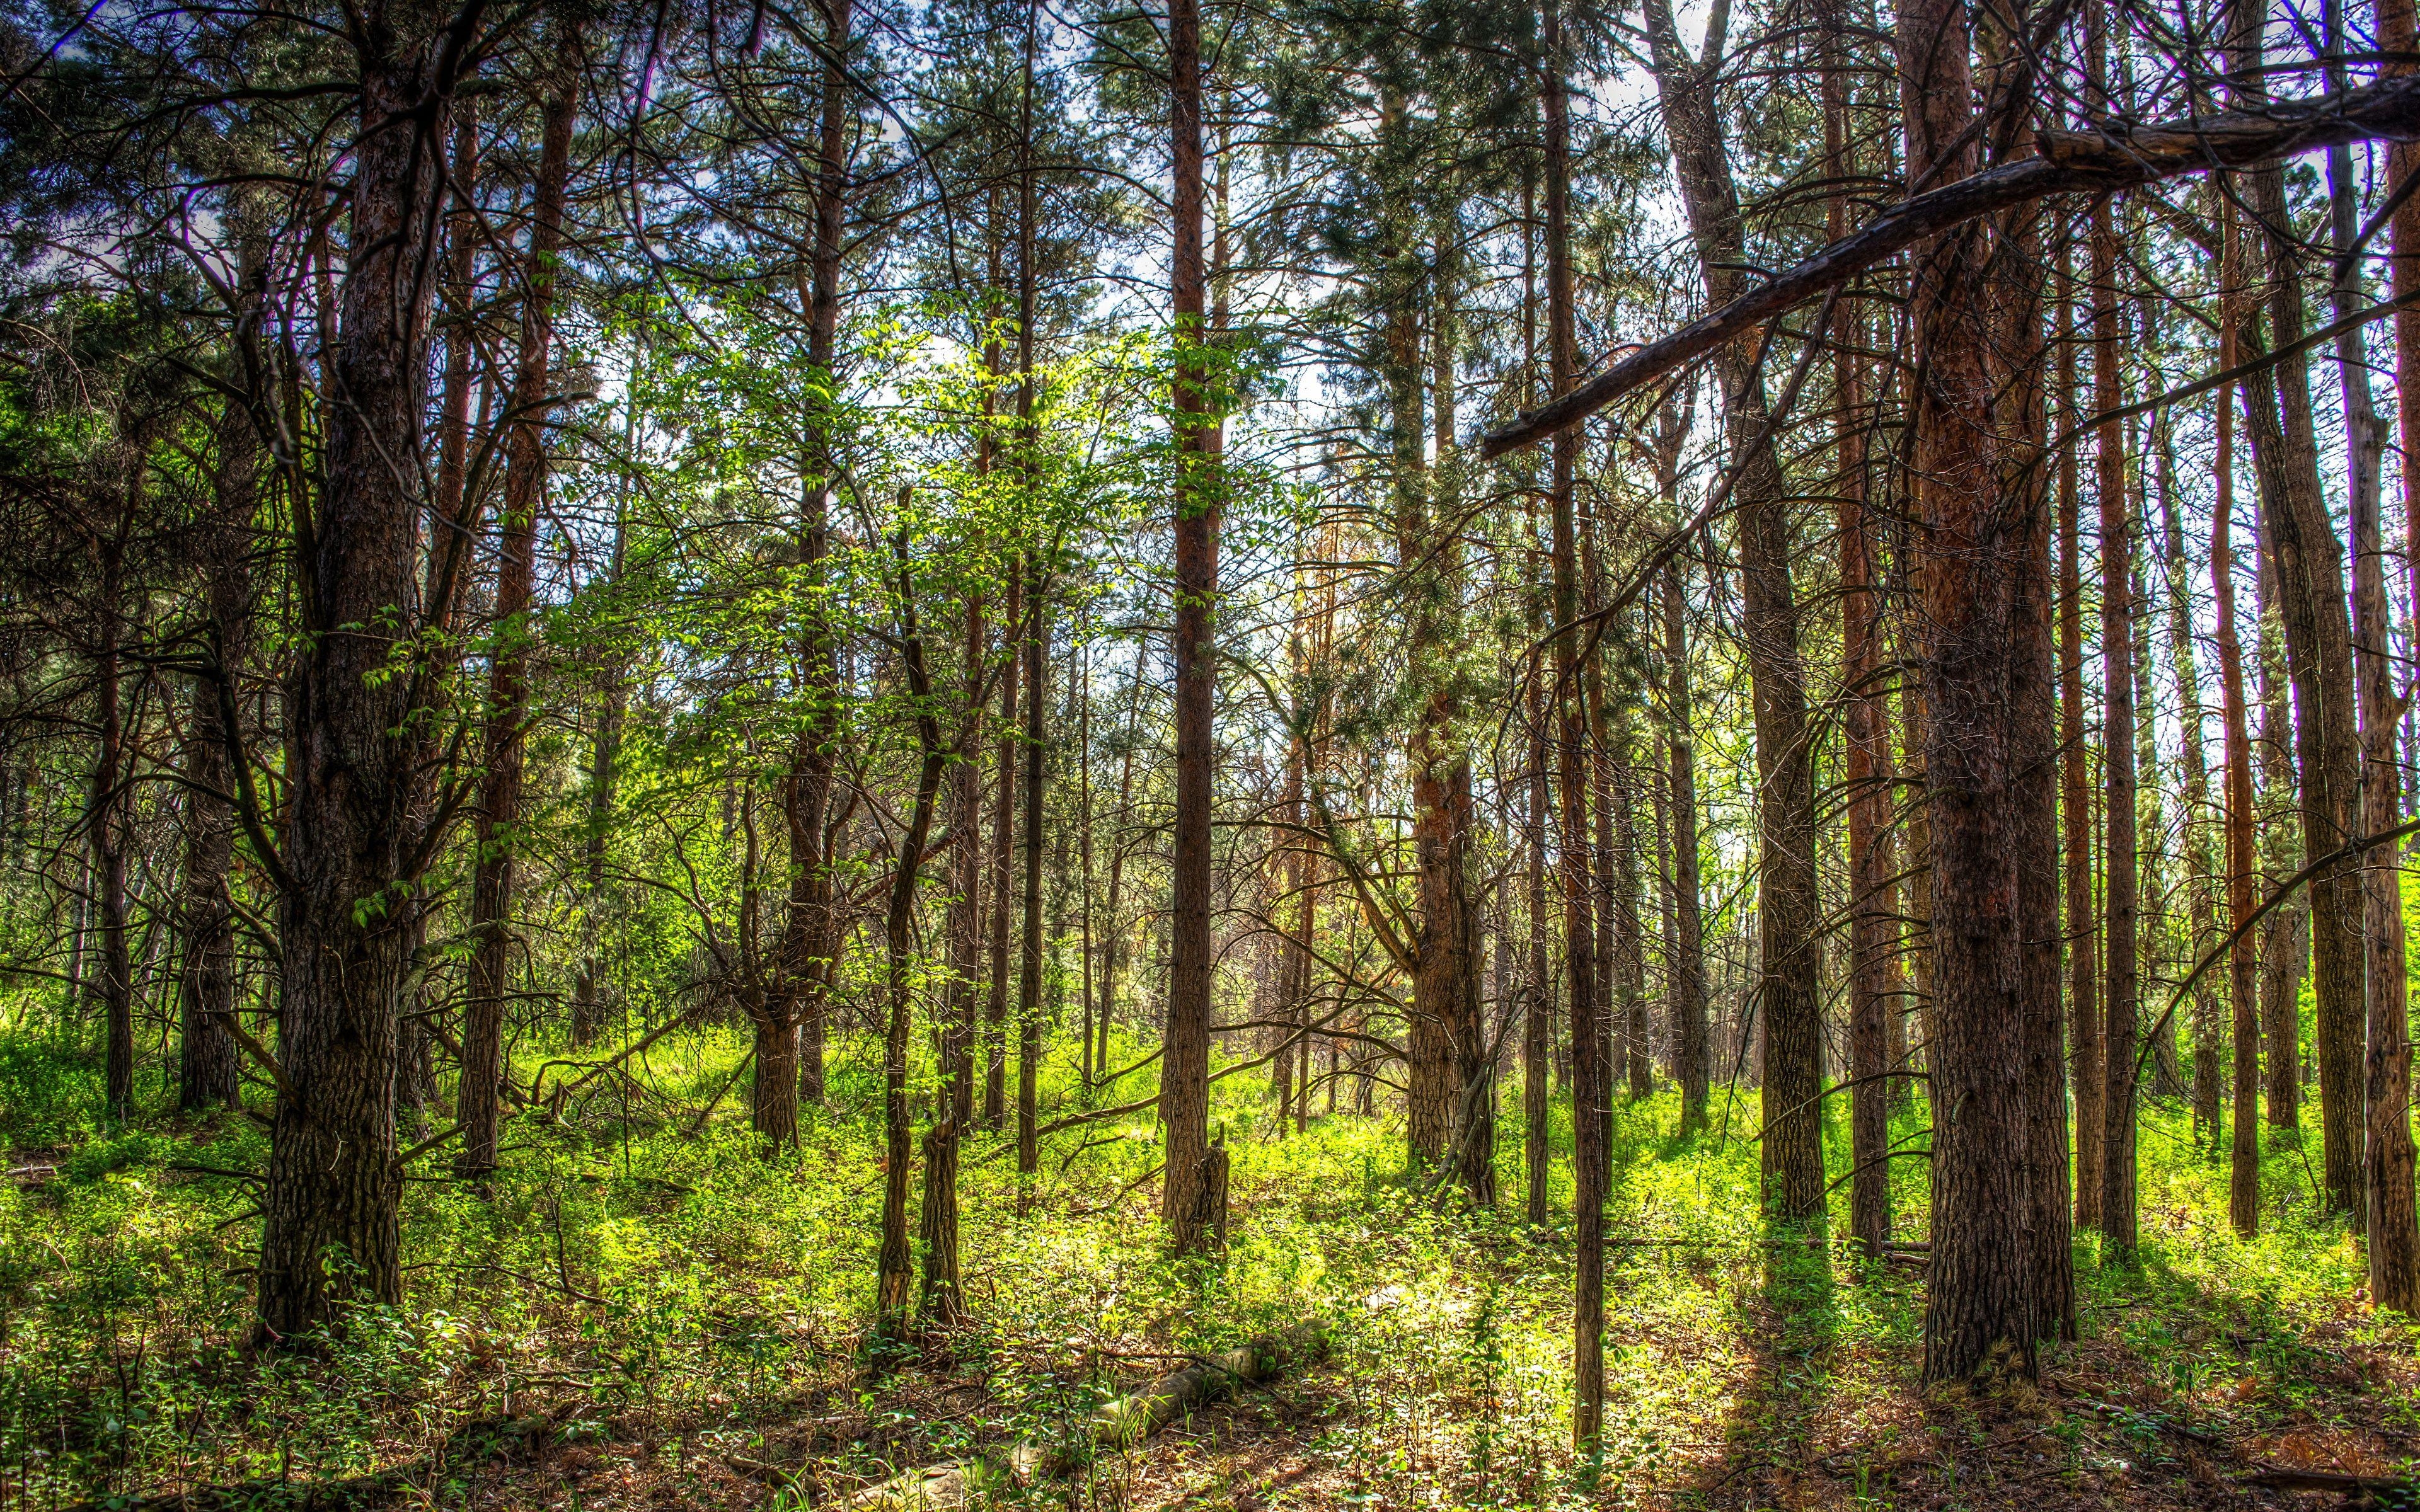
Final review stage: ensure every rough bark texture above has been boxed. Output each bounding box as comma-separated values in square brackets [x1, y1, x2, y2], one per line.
[2056, 245, 2102, 1232]
[1158, 0, 1217, 1254]
[1544, 1, 1604, 1446]
[1662, 563, 1708, 1135]
[462, 67, 574, 1174]
[875, 532, 948, 1341]
[255, 19, 462, 1342]
[1641, 0, 1823, 1225]
[1904, 0, 2043, 1382]
[2087, 74, 2141, 1246]
[2213, 319, 2262, 1236]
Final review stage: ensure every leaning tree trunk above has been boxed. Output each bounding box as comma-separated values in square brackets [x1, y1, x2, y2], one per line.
[256, 21, 462, 1343]
[1640, 0, 1824, 1223]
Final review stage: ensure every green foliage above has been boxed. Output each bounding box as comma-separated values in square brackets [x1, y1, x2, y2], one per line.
[1, 1015, 2406, 1507]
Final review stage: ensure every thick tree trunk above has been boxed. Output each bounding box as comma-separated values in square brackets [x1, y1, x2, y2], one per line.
[462, 67, 575, 1174]
[256, 25, 461, 1342]
[2373, 0, 2420, 1310]
[1158, 0, 1218, 1254]
[1904, 0, 2046, 1382]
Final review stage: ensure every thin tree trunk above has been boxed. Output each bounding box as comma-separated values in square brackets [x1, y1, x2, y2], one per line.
[1158, 0, 1218, 1253]
[1640, 0, 1824, 1224]
[2086, 14, 2141, 1245]
[780, 0, 854, 1113]
[2057, 239, 2102, 1232]
[2213, 229, 2262, 1234]
[1826, 0, 1886, 1254]
[463, 67, 575, 1172]
[876, 523, 949, 1342]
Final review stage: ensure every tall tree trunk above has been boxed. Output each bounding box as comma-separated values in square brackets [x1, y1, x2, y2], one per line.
[2372, 0, 2420, 1310]
[1543, 0, 1605, 1445]
[182, 348, 258, 1113]
[987, 571, 1021, 1127]
[875, 527, 948, 1342]
[1158, 0, 1219, 1253]
[2086, 14, 2141, 1245]
[2235, 1, 2363, 1220]
[2057, 239, 2102, 1231]
[572, 372, 635, 1050]
[256, 20, 463, 1341]
[1662, 559, 1707, 1132]
[91, 527, 130, 1122]
[1017, 588, 1047, 1177]
[920, 589, 986, 1326]
[780, 0, 853, 1113]
[1826, 0, 1887, 1255]
[2155, 422, 2221, 1141]
[462, 66, 575, 1173]
[1640, 0, 1824, 1224]
[2213, 229, 2262, 1234]
[1904, 0, 2047, 1382]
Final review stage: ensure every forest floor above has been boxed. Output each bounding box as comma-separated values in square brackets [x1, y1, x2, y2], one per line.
[2, 1024, 2416, 1511]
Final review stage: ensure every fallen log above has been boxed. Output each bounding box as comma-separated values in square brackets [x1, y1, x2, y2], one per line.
[846, 1320, 1330, 1511]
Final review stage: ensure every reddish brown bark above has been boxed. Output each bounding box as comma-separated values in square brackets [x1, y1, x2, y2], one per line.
[1158, 0, 1218, 1253]
[463, 66, 575, 1174]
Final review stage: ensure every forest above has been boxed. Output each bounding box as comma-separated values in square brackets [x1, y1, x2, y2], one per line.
[4, 0, 2420, 1501]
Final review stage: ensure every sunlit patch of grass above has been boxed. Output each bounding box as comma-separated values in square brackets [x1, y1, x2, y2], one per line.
[4, 1023, 2416, 1508]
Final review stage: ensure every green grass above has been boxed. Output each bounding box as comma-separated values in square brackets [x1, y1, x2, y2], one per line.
[0, 1021, 2407, 1509]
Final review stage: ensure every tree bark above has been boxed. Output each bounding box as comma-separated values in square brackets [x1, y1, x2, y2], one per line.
[1640, 0, 1824, 1226]
[463, 65, 575, 1174]
[1544, 0, 1605, 1446]
[877, 520, 950, 1342]
[2057, 240, 2102, 1232]
[256, 17, 464, 1341]
[1158, 0, 1218, 1254]
[1904, 0, 2047, 1382]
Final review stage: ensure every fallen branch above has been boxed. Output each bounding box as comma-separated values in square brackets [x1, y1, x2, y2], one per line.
[1480, 73, 2420, 457]
[845, 1321, 1330, 1511]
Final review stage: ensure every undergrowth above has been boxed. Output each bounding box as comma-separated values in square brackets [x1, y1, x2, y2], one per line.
[0, 1020, 2404, 1509]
